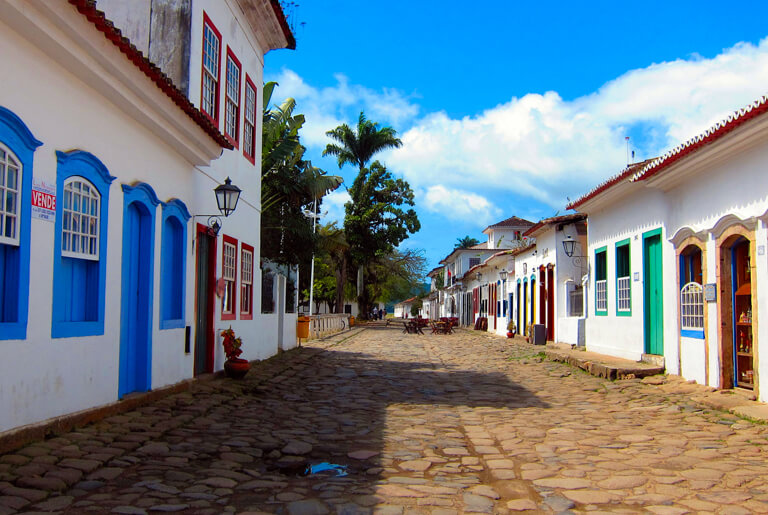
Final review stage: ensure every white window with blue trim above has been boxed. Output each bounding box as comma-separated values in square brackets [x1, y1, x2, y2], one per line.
[61, 177, 100, 259]
[0, 144, 21, 246]
[52, 150, 115, 338]
[679, 245, 704, 339]
[0, 106, 42, 340]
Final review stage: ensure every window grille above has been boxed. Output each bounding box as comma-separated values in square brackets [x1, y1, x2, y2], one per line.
[243, 82, 256, 158]
[681, 282, 704, 330]
[202, 23, 220, 118]
[225, 55, 240, 140]
[596, 279, 607, 312]
[240, 247, 253, 315]
[617, 276, 631, 312]
[568, 283, 583, 317]
[61, 177, 100, 260]
[469, 257, 481, 268]
[222, 242, 236, 313]
[0, 145, 21, 245]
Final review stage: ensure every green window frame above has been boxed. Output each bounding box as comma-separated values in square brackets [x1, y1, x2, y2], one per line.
[595, 246, 607, 316]
[615, 239, 631, 316]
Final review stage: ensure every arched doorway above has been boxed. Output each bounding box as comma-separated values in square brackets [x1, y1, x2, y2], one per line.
[119, 184, 158, 397]
[718, 234, 755, 390]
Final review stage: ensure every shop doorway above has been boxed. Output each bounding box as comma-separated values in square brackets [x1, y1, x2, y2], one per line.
[719, 236, 754, 389]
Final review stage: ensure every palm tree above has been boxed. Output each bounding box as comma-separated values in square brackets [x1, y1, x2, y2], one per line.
[261, 81, 342, 213]
[454, 236, 481, 249]
[322, 111, 403, 171]
[260, 82, 342, 265]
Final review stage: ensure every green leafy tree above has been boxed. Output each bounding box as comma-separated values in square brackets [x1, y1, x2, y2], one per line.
[322, 111, 403, 172]
[316, 222, 351, 313]
[322, 113, 413, 317]
[368, 248, 427, 306]
[454, 236, 480, 249]
[345, 161, 420, 315]
[261, 82, 342, 265]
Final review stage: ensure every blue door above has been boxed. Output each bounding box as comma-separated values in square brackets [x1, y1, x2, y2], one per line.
[119, 201, 153, 397]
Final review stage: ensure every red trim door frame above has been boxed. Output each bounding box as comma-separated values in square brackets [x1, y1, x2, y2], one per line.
[194, 223, 217, 375]
[539, 266, 546, 330]
[547, 265, 555, 341]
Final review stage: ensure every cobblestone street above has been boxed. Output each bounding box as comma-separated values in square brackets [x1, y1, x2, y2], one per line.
[2, 325, 768, 514]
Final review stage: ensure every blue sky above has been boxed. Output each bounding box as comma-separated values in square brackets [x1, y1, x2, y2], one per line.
[264, 1, 768, 272]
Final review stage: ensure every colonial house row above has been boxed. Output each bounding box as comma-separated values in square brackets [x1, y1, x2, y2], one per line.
[0, 0, 295, 435]
[428, 94, 768, 403]
[568, 94, 768, 402]
[453, 214, 588, 347]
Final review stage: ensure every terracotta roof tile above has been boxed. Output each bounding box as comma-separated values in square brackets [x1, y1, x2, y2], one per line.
[569, 93, 768, 210]
[631, 94, 768, 183]
[566, 159, 654, 210]
[523, 213, 587, 237]
[69, 0, 232, 149]
[486, 216, 535, 229]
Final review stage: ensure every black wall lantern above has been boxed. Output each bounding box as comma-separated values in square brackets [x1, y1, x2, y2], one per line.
[562, 234, 577, 257]
[215, 177, 241, 217]
[193, 177, 242, 242]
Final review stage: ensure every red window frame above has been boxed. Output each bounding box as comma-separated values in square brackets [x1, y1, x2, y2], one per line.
[200, 12, 222, 125]
[224, 46, 241, 147]
[242, 74, 257, 164]
[240, 243, 254, 319]
[221, 234, 238, 320]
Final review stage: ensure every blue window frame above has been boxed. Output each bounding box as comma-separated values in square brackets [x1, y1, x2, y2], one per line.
[52, 150, 115, 338]
[160, 199, 190, 329]
[0, 106, 42, 340]
[679, 245, 704, 339]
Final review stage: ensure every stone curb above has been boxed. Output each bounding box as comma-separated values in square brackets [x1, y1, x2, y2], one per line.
[545, 348, 664, 379]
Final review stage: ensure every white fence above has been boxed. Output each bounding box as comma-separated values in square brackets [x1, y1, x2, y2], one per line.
[309, 314, 351, 339]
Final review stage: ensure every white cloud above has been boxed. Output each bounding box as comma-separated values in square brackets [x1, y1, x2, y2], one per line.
[267, 69, 419, 150]
[386, 38, 768, 207]
[269, 38, 768, 216]
[320, 189, 351, 225]
[422, 185, 501, 225]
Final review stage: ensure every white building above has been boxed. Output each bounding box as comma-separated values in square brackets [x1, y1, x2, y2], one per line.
[569, 94, 768, 400]
[439, 244, 497, 322]
[0, 0, 294, 434]
[435, 216, 534, 326]
[515, 214, 588, 346]
[463, 251, 515, 336]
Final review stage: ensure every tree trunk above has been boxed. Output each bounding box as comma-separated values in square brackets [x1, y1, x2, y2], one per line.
[334, 253, 348, 314]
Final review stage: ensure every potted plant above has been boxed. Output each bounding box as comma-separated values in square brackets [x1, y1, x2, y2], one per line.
[506, 320, 516, 339]
[221, 327, 249, 379]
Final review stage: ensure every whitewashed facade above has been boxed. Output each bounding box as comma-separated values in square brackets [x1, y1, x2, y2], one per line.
[516, 215, 588, 346]
[0, 0, 294, 434]
[570, 95, 768, 400]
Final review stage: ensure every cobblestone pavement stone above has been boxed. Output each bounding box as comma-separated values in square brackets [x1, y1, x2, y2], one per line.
[2, 325, 768, 514]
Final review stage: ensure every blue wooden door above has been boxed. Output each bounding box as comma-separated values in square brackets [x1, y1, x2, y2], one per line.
[119, 202, 153, 397]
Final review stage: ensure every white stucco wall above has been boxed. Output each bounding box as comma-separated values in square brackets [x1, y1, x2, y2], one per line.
[582, 126, 768, 400]
[0, 13, 204, 431]
[0, 0, 294, 433]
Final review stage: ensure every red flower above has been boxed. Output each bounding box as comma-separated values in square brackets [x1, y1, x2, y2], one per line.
[221, 327, 243, 361]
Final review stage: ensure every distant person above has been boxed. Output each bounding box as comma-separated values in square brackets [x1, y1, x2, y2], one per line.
[378, 308, 383, 320]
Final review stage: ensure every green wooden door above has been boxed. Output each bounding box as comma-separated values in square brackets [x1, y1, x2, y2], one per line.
[643, 232, 663, 355]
